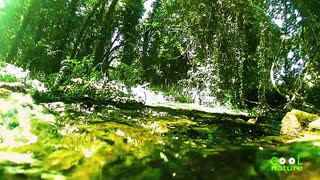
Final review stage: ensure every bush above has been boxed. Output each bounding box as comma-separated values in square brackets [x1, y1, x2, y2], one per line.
[40, 57, 133, 103]
[109, 63, 142, 87]
[178, 64, 218, 106]
[305, 85, 320, 109]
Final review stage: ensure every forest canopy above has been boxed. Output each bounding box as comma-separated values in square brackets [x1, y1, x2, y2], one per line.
[0, 0, 320, 110]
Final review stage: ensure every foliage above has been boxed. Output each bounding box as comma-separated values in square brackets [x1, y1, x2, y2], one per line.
[139, 0, 191, 85]
[178, 64, 218, 105]
[0, 108, 19, 130]
[109, 63, 142, 87]
[45, 57, 97, 99]
[0, 0, 320, 110]
[0, 75, 18, 82]
[40, 57, 133, 103]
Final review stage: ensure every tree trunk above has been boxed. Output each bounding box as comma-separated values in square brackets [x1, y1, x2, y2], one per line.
[94, 0, 119, 66]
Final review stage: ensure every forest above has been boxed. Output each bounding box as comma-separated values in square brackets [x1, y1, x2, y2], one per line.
[0, 0, 320, 179]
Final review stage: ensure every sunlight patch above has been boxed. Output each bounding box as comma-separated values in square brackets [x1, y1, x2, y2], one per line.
[0, 64, 29, 80]
[82, 148, 94, 158]
[0, 92, 56, 148]
[313, 142, 320, 147]
[0, 0, 4, 9]
[287, 133, 320, 143]
[0, 151, 34, 164]
[115, 129, 125, 136]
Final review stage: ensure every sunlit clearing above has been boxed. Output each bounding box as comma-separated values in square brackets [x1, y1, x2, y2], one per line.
[131, 83, 168, 105]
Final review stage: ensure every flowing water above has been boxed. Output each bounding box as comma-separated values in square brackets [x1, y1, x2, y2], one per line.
[0, 95, 320, 180]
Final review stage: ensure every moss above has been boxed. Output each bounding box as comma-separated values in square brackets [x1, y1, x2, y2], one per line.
[291, 109, 319, 125]
[45, 149, 84, 170]
[247, 118, 257, 124]
[0, 88, 12, 98]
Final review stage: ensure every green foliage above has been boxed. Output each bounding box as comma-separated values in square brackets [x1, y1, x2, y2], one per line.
[38, 57, 133, 103]
[305, 85, 320, 109]
[45, 57, 100, 100]
[139, 0, 191, 85]
[0, 74, 18, 82]
[0, 61, 5, 67]
[0, 0, 320, 110]
[120, 0, 145, 65]
[0, 108, 19, 130]
[28, 88, 37, 97]
[109, 63, 142, 87]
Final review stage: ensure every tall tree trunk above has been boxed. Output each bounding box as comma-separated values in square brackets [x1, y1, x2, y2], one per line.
[94, 0, 119, 66]
[71, 0, 104, 59]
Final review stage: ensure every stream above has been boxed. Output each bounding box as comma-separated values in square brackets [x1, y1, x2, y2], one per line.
[0, 93, 320, 179]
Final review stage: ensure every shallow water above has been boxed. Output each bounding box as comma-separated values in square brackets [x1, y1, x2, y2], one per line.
[0, 102, 320, 180]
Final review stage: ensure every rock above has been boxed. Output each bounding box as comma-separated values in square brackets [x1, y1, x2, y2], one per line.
[280, 109, 319, 136]
[247, 118, 257, 124]
[309, 118, 320, 131]
[291, 109, 319, 125]
[235, 118, 246, 123]
[280, 112, 302, 136]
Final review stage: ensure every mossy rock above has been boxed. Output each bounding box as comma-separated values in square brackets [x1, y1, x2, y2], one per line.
[291, 109, 319, 125]
[281, 109, 320, 137]
[280, 112, 302, 136]
[0, 88, 12, 98]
